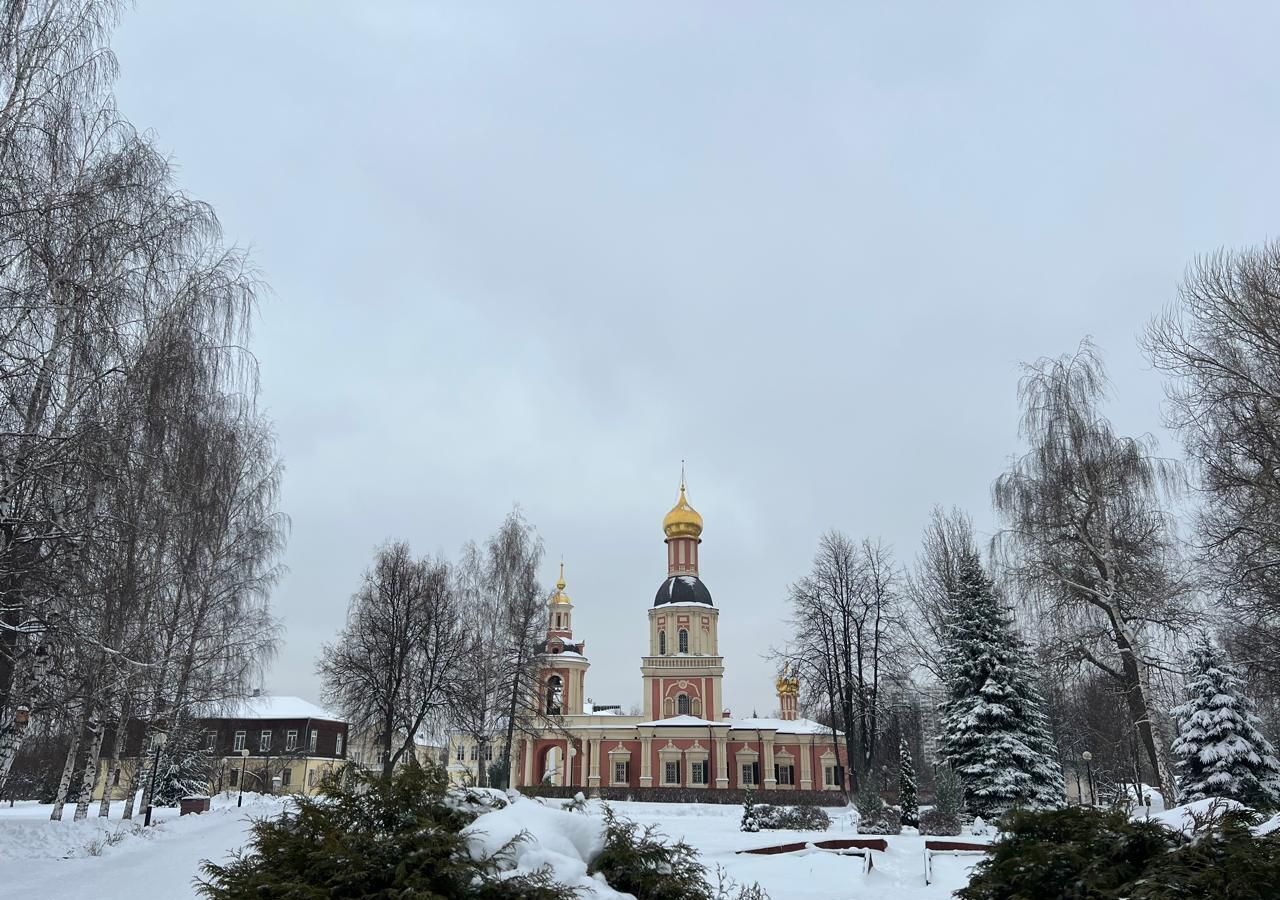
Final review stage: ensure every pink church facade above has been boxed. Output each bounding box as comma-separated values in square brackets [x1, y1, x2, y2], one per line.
[511, 482, 848, 797]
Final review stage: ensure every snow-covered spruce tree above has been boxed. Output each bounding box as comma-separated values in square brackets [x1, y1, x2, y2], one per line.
[1171, 633, 1280, 810]
[938, 551, 1065, 819]
[153, 718, 216, 806]
[740, 787, 759, 832]
[898, 736, 919, 827]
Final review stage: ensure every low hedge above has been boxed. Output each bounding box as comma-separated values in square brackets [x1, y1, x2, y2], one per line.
[755, 803, 831, 831]
[523, 785, 847, 806]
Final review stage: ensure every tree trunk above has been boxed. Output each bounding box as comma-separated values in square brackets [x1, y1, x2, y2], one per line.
[98, 696, 132, 818]
[380, 711, 395, 780]
[50, 709, 85, 821]
[73, 712, 104, 821]
[1110, 614, 1176, 803]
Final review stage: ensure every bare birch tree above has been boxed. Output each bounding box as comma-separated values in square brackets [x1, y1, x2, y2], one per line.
[1145, 241, 1280, 683]
[993, 340, 1190, 802]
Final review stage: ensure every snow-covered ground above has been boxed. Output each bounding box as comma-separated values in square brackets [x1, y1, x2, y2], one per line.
[0, 793, 287, 899]
[0, 792, 984, 899]
[470, 798, 986, 899]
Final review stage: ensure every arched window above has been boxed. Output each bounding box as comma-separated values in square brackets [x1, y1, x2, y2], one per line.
[678, 629, 689, 654]
[692, 697, 702, 716]
[677, 694, 691, 715]
[546, 675, 563, 715]
[555, 613, 560, 629]
[658, 631, 667, 655]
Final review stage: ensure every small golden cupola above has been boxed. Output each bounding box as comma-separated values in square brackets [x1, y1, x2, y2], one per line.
[662, 477, 703, 541]
[777, 661, 801, 721]
[659, 469, 710, 588]
[550, 561, 571, 605]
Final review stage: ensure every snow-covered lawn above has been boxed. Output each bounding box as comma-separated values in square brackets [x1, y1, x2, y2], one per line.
[0, 793, 287, 899]
[469, 798, 986, 899]
[0, 793, 985, 899]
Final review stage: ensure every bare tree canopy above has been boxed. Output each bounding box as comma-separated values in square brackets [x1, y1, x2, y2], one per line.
[782, 531, 907, 791]
[319, 542, 462, 778]
[993, 339, 1189, 802]
[0, 0, 286, 816]
[1145, 242, 1280, 680]
[905, 506, 979, 681]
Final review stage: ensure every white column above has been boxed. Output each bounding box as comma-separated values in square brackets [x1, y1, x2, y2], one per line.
[640, 734, 653, 787]
[588, 737, 601, 789]
[763, 734, 777, 790]
[714, 733, 729, 789]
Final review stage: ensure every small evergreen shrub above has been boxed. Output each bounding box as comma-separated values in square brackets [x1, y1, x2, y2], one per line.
[591, 806, 772, 900]
[853, 773, 883, 821]
[740, 788, 759, 832]
[857, 807, 902, 835]
[592, 807, 707, 900]
[957, 807, 1176, 900]
[919, 807, 962, 836]
[854, 773, 900, 832]
[752, 803, 830, 831]
[565, 791, 589, 814]
[1127, 808, 1280, 899]
[898, 737, 920, 828]
[197, 763, 575, 899]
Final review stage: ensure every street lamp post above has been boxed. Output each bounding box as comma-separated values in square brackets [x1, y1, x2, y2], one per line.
[143, 732, 167, 827]
[237, 748, 250, 808]
[1082, 751, 1095, 807]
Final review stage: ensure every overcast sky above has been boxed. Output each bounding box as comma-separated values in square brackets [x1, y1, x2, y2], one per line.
[112, 2, 1280, 719]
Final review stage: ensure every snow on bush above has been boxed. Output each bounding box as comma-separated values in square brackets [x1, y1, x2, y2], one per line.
[463, 796, 622, 897]
[1146, 797, 1250, 837]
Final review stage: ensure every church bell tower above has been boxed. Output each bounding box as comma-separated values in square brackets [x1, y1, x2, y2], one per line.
[640, 475, 725, 721]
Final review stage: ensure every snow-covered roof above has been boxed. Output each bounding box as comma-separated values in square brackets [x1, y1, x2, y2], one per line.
[731, 717, 841, 735]
[583, 702, 623, 715]
[637, 714, 724, 727]
[216, 695, 343, 722]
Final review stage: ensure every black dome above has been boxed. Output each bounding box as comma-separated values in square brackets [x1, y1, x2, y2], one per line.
[653, 575, 714, 607]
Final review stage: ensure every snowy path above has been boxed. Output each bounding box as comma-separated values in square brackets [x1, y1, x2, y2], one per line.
[0, 795, 283, 900]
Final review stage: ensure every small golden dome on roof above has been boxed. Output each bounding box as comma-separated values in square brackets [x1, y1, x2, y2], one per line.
[550, 560, 572, 605]
[662, 475, 703, 540]
[776, 661, 800, 696]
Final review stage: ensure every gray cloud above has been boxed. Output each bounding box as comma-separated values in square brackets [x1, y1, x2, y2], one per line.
[113, 1, 1280, 716]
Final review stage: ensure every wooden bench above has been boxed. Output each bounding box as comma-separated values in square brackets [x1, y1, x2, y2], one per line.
[739, 838, 888, 874]
[923, 839, 991, 885]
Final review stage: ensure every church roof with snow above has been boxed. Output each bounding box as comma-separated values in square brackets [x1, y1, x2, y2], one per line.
[636, 714, 725, 727]
[730, 716, 841, 735]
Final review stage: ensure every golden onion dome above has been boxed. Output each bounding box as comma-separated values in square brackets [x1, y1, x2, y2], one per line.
[776, 661, 800, 696]
[549, 561, 572, 605]
[662, 482, 703, 540]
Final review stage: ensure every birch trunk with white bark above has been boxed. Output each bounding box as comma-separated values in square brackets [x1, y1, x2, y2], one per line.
[73, 712, 104, 820]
